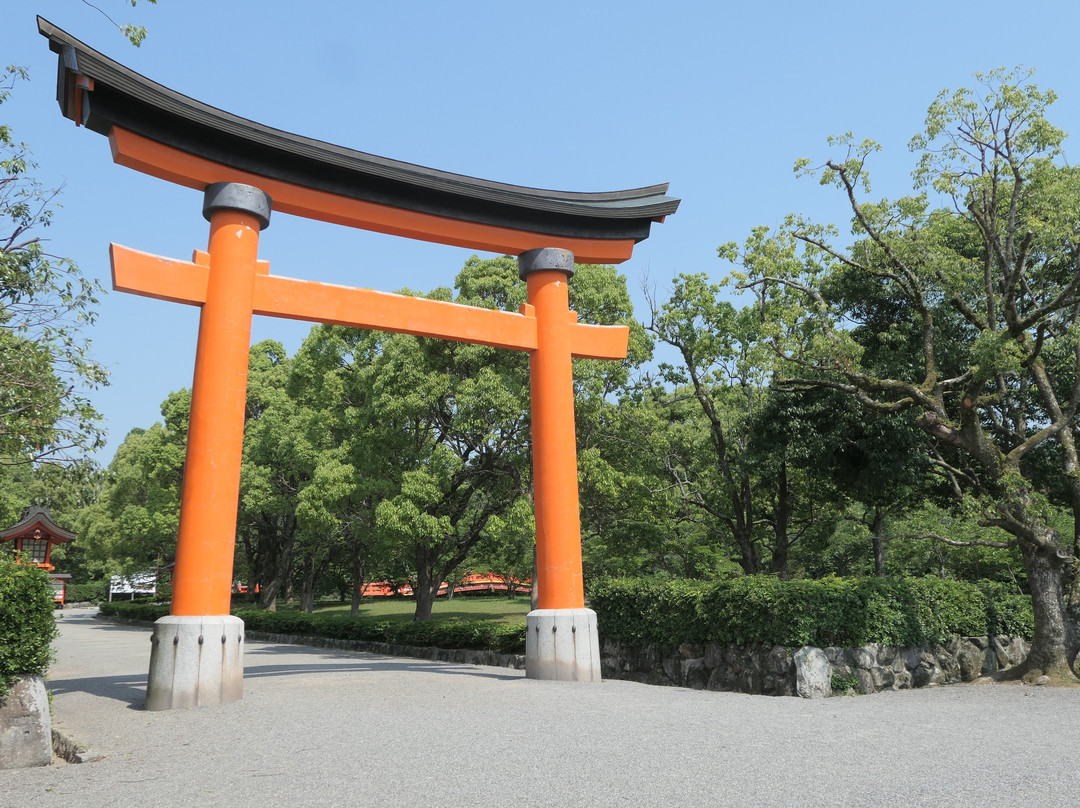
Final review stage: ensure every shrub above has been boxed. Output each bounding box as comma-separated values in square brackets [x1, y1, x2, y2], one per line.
[64, 581, 108, 604]
[905, 577, 989, 643]
[99, 603, 530, 656]
[978, 581, 1036, 638]
[236, 608, 527, 654]
[0, 559, 59, 699]
[588, 575, 1034, 649]
[98, 601, 170, 621]
[588, 577, 711, 645]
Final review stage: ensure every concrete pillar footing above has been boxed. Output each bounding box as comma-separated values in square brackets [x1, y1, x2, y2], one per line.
[146, 615, 244, 711]
[525, 608, 601, 682]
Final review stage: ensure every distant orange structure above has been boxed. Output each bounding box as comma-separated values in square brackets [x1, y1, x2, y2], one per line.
[0, 507, 74, 604]
[361, 573, 531, 598]
[41, 18, 677, 703]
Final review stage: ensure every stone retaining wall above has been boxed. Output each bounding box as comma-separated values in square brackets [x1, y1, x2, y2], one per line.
[600, 635, 1031, 698]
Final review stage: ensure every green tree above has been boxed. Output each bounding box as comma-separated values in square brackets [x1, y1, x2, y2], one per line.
[76, 394, 186, 579]
[0, 67, 106, 465]
[721, 68, 1079, 680]
[755, 389, 937, 578]
[0, 459, 104, 582]
[372, 259, 532, 621]
[287, 325, 391, 616]
[366, 255, 645, 619]
[578, 388, 739, 580]
[237, 341, 307, 610]
[645, 275, 840, 576]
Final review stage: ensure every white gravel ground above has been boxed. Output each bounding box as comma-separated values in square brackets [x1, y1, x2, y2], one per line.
[2, 608, 1076, 808]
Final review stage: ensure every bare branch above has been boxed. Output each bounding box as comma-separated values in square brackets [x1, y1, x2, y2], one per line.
[909, 532, 1014, 550]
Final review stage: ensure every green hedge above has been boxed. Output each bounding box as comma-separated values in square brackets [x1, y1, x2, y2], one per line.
[587, 575, 1035, 649]
[64, 581, 108, 603]
[585, 577, 711, 645]
[978, 581, 1036, 638]
[0, 560, 59, 699]
[97, 602, 526, 655]
[98, 601, 170, 622]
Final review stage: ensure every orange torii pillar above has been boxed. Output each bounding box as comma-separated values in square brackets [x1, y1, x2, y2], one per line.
[519, 248, 600, 681]
[146, 183, 270, 710]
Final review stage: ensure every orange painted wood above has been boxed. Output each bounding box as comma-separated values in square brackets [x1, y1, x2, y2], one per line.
[109, 128, 639, 264]
[571, 322, 631, 361]
[110, 243, 629, 359]
[110, 244, 209, 304]
[527, 270, 586, 610]
[252, 275, 537, 352]
[169, 210, 262, 616]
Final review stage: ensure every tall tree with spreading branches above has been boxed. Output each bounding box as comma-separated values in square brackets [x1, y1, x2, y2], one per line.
[721, 68, 1080, 681]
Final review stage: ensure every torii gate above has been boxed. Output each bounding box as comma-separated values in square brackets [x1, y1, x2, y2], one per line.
[41, 18, 679, 710]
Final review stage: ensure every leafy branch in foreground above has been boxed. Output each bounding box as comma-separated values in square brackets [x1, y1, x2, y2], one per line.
[0, 66, 107, 465]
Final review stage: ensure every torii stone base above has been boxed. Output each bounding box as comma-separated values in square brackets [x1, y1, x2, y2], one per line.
[146, 615, 244, 711]
[525, 609, 602, 682]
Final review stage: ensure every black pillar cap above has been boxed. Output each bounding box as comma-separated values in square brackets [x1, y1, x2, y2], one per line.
[203, 182, 272, 230]
[518, 247, 575, 280]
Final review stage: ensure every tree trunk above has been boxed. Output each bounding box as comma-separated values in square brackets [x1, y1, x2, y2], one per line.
[349, 552, 365, 619]
[732, 469, 762, 574]
[257, 538, 295, 611]
[413, 547, 437, 621]
[768, 461, 792, 579]
[871, 507, 886, 578]
[732, 520, 762, 574]
[414, 569, 437, 621]
[299, 553, 327, 614]
[300, 577, 315, 613]
[256, 518, 296, 612]
[1017, 540, 1079, 680]
[260, 588, 277, 612]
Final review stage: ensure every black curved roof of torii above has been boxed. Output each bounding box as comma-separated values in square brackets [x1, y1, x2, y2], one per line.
[39, 17, 680, 249]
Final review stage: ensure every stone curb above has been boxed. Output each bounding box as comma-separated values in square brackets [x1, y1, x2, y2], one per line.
[51, 728, 105, 764]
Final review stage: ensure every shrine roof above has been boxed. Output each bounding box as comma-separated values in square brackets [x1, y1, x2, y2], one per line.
[0, 507, 76, 544]
[39, 18, 680, 262]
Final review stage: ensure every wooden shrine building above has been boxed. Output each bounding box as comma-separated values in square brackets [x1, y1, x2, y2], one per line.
[0, 507, 75, 604]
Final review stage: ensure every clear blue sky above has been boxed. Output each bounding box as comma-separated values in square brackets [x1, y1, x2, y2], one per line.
[5, 0, 1080, 462]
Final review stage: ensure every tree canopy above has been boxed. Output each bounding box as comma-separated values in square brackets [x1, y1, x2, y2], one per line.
[721, 67, 1079, 680]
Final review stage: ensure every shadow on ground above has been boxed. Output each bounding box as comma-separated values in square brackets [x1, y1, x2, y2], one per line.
[46, 634, 521, 711]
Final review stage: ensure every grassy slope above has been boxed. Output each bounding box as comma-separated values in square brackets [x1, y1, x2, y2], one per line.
[272, 596, 531, 625]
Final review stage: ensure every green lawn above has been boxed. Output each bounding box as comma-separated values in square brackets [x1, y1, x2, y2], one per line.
[277, 595, 532, 625]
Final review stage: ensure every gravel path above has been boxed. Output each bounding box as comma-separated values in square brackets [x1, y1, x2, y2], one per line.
[2, 608, 1076, 807]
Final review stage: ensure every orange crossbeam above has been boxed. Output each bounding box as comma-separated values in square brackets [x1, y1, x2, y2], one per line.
[110, 243, 629, 359]
[109, 129, 639, 264]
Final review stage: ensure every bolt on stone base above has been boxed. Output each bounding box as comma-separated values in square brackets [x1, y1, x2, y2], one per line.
[146, 615, 244, 711]
[525, 608, 602, 682]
